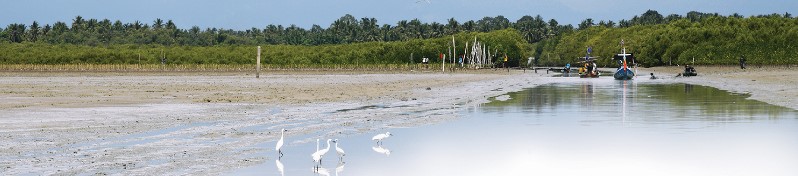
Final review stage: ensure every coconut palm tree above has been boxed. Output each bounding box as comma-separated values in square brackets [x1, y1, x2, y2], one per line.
[28, 21, 40, 42]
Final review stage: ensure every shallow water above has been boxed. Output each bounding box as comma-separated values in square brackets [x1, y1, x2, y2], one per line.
[232, 81, 798, 176]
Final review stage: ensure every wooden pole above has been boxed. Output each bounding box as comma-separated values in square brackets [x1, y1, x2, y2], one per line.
[464, 42, 469, 68]
[256, 46, 261, 78]
[448, 46, 452, 64]
[452, 35, 456, 66]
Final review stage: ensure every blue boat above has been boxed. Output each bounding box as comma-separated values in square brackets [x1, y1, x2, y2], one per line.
[614, 67, 634, 80]
[613, 43, 635, 80]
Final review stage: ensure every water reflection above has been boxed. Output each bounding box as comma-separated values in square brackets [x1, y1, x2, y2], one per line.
[335, 162, 345, 176]
[314, 167, 331, 176]
[372, 145, 391, 156]
[275, 159, 284, 176]
[231, 83, 797, 176]
[484, 83, 794, 121]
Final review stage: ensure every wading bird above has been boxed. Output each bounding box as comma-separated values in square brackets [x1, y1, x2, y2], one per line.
[333, 139, 346, 161]
[276, 129, 287, 158]
[312, 139, 332, 168]
[372, 132, 393, 145]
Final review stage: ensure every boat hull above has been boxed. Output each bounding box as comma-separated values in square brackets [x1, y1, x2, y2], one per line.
[614, 69, 634, 80]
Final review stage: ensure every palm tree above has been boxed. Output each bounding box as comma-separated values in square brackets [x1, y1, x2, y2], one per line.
[166, 20, 176, 30]
[446, 18, 459, 34]
[133, 21, 142, 30]
[578, 18, 595, 30]
[153, 18, 164, 29]
[72, 16, 85, 31]
[28, 21, 40, 42]
[42, 24, 51, 36]
[8, 23, 26, 43]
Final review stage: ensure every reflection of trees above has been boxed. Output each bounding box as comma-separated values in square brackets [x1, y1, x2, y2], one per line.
[483, 83, 607, 113]
[643, 84, 792, 118]
[482, 83, 795, 120]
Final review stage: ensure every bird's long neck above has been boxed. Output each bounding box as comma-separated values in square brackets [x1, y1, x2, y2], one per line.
[316, 139, 320, 151]
[325, 140, 332, 150]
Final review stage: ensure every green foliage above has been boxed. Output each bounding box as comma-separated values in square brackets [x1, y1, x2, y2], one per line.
[3, 10, 797, 68]
[2, 14, 566, 47]
[539, 16, 798, 67]
[0, 29, 531, 66]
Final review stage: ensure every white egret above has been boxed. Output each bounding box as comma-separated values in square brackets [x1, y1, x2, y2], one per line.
[333, 139, 345, 161]
[312, 139, 332, 167]
[372, 132, 393, 145]
[275, 129, 287, 158]
[372, 145, 391, 156]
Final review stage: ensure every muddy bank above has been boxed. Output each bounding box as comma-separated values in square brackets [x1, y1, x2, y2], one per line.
[0, 70, 554, 175]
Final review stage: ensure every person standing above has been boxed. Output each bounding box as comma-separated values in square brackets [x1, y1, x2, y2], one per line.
[739, 56, 747, 69]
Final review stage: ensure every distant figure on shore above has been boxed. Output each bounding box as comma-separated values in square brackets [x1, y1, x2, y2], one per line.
[650, 73, 657, 79]
[739, 56, 747, 69]
[683, 65, 697, 77]
[564, 63, 571, 74]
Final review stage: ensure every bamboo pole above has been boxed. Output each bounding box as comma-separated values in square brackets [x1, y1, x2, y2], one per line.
[464, 42, 469, 68]
[256, 46, 261, 78]
[452, 35, 456, 66]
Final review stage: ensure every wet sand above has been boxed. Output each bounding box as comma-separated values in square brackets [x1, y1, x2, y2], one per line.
[1, 67, 796, 175]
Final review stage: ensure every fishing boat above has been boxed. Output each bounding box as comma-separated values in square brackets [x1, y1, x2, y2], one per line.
[613, 40, 635, 80]
[578, 47, 600, 78]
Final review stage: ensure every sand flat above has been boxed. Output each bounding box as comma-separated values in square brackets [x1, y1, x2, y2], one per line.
[1, 68, 796, 175]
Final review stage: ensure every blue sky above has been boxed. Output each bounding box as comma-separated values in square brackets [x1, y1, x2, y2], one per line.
[2, 0, 796, 30]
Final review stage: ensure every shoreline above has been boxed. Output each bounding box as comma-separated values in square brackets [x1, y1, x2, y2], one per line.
[1, 68, 796, 175]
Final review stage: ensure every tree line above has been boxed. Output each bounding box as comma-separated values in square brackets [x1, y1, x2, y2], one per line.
[0, 29, 530, 67]
[538, 11, 798, 67]
[0, 14, 572, 46]
[2, 10, 797, 67]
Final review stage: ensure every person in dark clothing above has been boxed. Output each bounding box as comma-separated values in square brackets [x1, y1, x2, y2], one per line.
[739, 56, 747, 69]
[684, 65, 697, 76]
[650, 73, 657, 79]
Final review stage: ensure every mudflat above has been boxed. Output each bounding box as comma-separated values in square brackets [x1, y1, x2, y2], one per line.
[1, 67, 795, 175]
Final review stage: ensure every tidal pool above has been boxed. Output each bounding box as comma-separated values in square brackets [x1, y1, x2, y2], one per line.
[233, 81, 798, 176]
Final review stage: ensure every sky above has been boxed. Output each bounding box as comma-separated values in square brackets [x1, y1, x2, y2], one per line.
[2, 0, 796, 30]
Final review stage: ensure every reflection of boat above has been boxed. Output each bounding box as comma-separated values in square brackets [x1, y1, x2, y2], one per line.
[613, 40, 635, 80]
